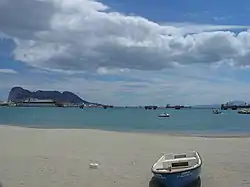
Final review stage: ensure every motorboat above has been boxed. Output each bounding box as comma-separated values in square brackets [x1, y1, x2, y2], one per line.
[238, 109, 250, 114]
[89, 162, 99, 169]
[150, 151, 202, 187]
[158, 112, 170, 118]
[213, 109, 222, 114]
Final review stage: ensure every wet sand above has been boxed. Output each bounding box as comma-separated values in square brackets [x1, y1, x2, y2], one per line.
[0, 125, 250, 187]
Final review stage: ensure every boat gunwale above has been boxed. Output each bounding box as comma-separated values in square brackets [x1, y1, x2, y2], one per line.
[151, 152, 202, 174]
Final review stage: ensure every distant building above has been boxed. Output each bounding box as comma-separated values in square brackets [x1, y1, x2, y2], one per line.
[20, 98, 57, 107]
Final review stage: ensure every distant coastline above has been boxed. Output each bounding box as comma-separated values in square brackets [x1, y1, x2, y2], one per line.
[1, 86, 250, 110]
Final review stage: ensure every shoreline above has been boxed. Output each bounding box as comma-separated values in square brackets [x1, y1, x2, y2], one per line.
[1, 124, 250, 138]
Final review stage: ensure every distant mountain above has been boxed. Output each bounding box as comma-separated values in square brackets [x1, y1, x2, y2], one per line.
[8, 87, 90, 104]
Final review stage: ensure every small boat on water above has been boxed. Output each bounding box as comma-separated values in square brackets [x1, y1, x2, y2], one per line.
[213, 109, 222, 114]
[158, 112, 170, 118]
[238, 109, 250, 114]
[89, 162, 99, 169]
[150, 151, 202, 187]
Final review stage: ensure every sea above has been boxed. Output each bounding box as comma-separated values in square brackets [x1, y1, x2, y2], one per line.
[1, 107, 250, 136]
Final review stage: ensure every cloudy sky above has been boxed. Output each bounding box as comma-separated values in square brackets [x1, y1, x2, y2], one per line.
[1, 0, 250, 105]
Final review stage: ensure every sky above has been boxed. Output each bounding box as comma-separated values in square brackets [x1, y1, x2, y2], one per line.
[1, 0, 250, 105]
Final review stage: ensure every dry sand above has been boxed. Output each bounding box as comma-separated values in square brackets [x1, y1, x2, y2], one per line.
[0, 125, 250, 187]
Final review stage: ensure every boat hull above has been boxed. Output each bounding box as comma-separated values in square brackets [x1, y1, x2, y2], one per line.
[238, 111, 250, 114]
[158, 114, 170, 117]
[151, 166, 201, 187]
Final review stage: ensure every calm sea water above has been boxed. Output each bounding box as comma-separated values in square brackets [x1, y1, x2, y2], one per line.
[0, 107, 250, 135]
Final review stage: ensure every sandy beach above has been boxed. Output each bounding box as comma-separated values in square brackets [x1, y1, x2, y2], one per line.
[0, 125, 250, 187]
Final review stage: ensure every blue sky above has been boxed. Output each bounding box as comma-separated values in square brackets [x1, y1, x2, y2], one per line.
[101, 0, 250, 24]
[1, 0, 250, 105]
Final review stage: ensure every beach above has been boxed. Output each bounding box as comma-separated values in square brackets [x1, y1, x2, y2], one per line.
[0, 125, 250, 187]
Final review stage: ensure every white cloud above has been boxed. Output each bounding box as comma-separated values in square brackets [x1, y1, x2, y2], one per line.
[0, 0, 249, 72]
[96, 67, 129, 75]
[164, 22, 248, 34]
[1, 0, 250, 105]
[0, 65, 250, 105]
[0, 69, 17, 74]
